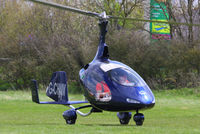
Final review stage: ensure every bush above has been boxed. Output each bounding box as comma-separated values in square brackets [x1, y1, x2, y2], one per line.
[1, 1, 200, 91]
[107, 30, 200, 89]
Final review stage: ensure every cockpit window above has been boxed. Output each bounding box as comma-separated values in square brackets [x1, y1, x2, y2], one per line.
[85, 67, 112, 102]
[108, 68, 144, 86]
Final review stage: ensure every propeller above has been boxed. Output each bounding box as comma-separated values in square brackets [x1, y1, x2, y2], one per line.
[26, 0, 200, 27]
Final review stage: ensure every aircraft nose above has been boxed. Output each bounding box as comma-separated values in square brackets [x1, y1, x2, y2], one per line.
[130, 86, 155, 105]
[139, 90, 154, 104]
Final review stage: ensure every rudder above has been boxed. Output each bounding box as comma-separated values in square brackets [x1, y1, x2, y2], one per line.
[31, 79, 39, 103]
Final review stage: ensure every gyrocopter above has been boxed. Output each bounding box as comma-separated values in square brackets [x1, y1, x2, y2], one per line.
[29, 0, 155, 126]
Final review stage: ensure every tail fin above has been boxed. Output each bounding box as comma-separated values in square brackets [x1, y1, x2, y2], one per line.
[31, 79, 39, 103]
[30, 71, 88, 105]
[46, 71, 68, 102]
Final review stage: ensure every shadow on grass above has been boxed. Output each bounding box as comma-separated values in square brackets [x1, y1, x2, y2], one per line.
[82, 123, 135, 127]
[0, 123, 63, 126]
[1, 122, 138, 127]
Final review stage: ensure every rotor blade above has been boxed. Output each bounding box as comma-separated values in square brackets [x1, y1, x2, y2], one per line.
[26, 0, 100, 18]
[109, 16, 200, 27]
[26, 0, 200, 27]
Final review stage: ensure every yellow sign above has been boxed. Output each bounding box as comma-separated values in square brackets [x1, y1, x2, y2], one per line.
[156, 0, 167, 2]
[152, 20, 170, 34]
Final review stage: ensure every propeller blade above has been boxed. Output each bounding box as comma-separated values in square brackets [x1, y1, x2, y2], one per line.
[109, 16, 200, 27]
[26, 0, 100, 18]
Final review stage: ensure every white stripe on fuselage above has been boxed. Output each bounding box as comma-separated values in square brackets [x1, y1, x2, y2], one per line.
[100, 63, 126, 72]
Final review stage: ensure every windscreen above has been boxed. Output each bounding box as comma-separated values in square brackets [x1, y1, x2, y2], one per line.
[108, 68, 145, 87]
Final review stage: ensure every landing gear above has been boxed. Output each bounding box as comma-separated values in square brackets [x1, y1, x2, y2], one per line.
[63, 109, 77, 125]
[133, 110, 144, 126]
[117, 111, 144, 126]
[117, 112, 132, 125]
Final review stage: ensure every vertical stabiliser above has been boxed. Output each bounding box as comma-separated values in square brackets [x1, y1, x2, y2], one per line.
[31, 79, 40, 103]
[46, 71, 68, 102]
[30, 72, 88, 105]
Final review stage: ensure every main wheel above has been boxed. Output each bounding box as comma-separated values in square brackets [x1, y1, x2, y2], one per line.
[117, 112, 132, 125]
[63, 109, 77, 125]
[133, 113, 144, 126]
[66, 119, 76, 124]
[119, 119, 130, 124]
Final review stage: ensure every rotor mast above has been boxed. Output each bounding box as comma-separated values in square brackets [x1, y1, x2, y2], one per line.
[92, 12, 109, 62]
[99, 12, 108, 44]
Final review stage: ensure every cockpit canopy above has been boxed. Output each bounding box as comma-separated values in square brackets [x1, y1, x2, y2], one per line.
[100, 63, 146, 87]
[108, 68, 137, 86]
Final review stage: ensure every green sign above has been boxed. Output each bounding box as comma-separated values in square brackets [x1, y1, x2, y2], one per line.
[150, 0, 171, 40]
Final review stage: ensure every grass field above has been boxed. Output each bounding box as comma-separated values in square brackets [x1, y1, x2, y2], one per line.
[0, 88, 200, 134]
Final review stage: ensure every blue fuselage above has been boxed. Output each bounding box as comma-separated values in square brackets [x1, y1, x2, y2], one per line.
[79, 60, 155, 112]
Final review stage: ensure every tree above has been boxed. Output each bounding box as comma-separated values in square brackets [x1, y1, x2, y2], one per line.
[166, 0, 199, 46]
[79, 0, 145, 28]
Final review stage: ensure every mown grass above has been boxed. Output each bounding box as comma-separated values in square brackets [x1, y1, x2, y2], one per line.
[0, 88, 200, 134]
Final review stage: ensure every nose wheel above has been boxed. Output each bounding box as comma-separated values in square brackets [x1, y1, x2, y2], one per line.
[133, 110, 144, 126]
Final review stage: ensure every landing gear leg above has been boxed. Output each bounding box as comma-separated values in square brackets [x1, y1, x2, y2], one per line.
[133, 110, 144, 126]
[117, 112, 132, 125]
[63, 109, 77, 125]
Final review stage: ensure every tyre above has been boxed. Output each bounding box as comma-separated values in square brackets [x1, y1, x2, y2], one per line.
[119, 119, 130, 124]
[117, 112, 132, 125]
[133, 113, 144, 126]
[63, 109, 77, 125]
[66, 119, 76, 125]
